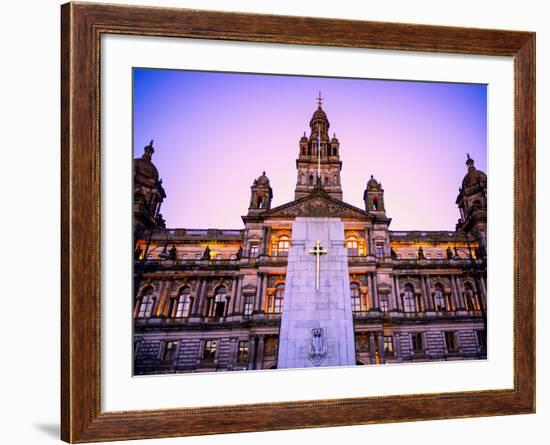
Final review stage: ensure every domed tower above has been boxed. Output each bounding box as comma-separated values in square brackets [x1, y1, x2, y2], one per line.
[294, 93, 343, 200]
[248, 171, 273, 215]
[456, 154, 487, 248]
[363, 175, 386, 218]
[133, 140, 166, 239]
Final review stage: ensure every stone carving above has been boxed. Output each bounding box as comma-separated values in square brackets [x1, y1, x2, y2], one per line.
[308, 325, 327, 366]
[266, 195, 367, 219]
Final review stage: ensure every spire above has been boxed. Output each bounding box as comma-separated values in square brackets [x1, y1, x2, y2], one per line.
[316, 91, 324, 109]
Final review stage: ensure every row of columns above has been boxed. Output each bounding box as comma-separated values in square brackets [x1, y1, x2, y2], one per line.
[388, 273, 487, 313]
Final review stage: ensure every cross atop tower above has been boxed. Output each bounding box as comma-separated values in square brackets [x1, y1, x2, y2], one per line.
[316, 91, 323, 108]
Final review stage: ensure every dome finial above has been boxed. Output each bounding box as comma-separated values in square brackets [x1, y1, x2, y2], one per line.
[316, 91, 323, 109]
[142, 139, 155, 160]
[466, 153, 475, 171]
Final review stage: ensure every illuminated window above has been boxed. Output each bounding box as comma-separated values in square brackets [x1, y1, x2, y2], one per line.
[383, 336, 394, 356]
[444, 331, 459, 352]
[411, 333, 423, 352]
[346, 237, 359, 256]
[175, 287, 192, 318]
[403, 284, 416, 313]
[202, 340, 217, 362]
[237, 341, 249, 363]
[267, 284, 285, 313]
[137, 287, 155, 318]
[249, 242, 259, 257]
[434, 283, 446, 311]
[276, 236, 290, 256]
[161, 340, 178, 362]
[350, 283, 367, 312]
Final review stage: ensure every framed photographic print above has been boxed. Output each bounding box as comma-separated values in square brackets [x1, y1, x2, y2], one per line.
[61, 2, 535, 442]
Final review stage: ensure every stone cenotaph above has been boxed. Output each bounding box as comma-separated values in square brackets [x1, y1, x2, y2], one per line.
[277, 217, 356, 368]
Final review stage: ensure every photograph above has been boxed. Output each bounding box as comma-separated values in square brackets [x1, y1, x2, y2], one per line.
[132, 68, 488, 375]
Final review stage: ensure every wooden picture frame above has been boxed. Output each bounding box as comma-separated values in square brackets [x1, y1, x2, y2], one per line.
[61, 2, 535, 442]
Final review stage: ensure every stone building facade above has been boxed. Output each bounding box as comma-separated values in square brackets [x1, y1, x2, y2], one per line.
[133, 99, 487, 375]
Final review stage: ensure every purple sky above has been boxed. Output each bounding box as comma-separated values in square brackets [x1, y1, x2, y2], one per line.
[133, 69, 487, 231]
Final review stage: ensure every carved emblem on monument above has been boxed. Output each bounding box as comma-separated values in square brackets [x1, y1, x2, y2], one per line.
[308, 325, 327, 366]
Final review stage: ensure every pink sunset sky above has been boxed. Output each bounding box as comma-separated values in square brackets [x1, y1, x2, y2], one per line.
[133, 69, 487, 231]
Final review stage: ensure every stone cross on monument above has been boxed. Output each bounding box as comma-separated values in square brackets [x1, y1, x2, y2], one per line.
[309, 240, 328, 291]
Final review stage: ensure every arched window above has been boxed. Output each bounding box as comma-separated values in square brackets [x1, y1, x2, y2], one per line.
[434, 283, 446, 311]
[372, 196, 379, 211]
[308, 175, 314, 186]
[324, 176, 329, 186]
[464, 282, 479, 311]
[277, 235, 290, 256]
[301, 173, 305, 185]
[267, 283, 285, 314]
[350, 283, 368, 312]
[213, 286, 228, 318]
[333, 174, 338, 185]
[346, 236, 359, 256]
[175, 286, 192, 318]
[137, 286, 156, 318]
[257, 193, 263, 209]
[403, 284, 416, 313]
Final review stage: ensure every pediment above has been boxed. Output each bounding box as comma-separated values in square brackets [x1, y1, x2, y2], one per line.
[264, 192, 368, 220]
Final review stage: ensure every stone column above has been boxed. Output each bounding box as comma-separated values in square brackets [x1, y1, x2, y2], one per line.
[424, 275, 434, 312]
[234, 276, 243, 315]
[452, 275, 465, 310]
[367, 273, 375, 310]
[369, 332, 376, 364]
[255, 335, 265, 369]
[260, 274, 268, 313]
[230, 276, 240, 315]
[228, 337, 238, 371]
[389, 274, 398, 311]
[247, 335, 256, 370]
[372, 273, 380, 310]
[394, 275, 402, 312]
[254, 274, 263, 312]
[394, 332, 402, 362]
[198, 279, 209, 317]
[189, 278, 202, 317]
[365, 228, 371, 255]
[449, 275, 460, 311]
[377, 333, 386, 364]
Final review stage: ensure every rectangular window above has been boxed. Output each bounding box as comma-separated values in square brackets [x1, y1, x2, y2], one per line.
[476, 330, 487, 348]
[175, 295, 191, 318]
[375, 243, 384, 258]
[444, 331, 459, 352]
[138, 295, 155, 318]
[161, 340, 178, 362]
[380, 296, 389, 312]
[250, 242, 259, 257]
[408, 253, 414, 260]
[230, 254, 236, 261]
[237, 341, 249, 363]
[243, 295, 254, 315]
[195, 253, 201, 261]
[437, 253, 443, 259]
[426, 253, 431, 259]
[383, 336, 394, 356]
[203, 340, 218, 362]
[411, 333, 423, 352]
